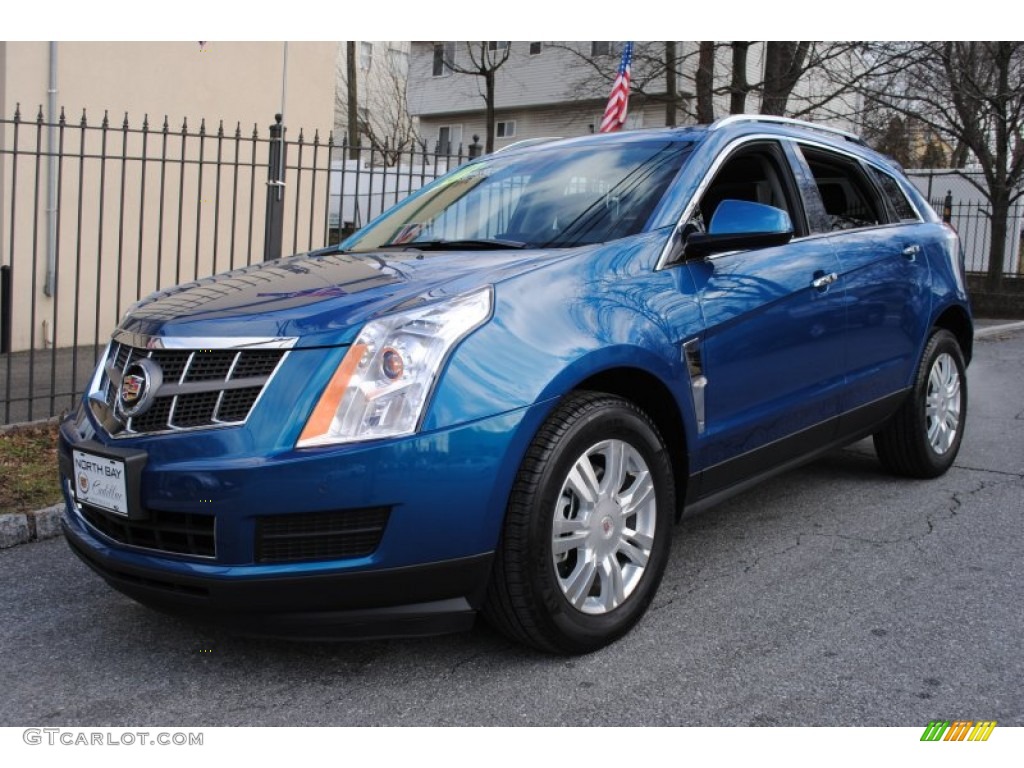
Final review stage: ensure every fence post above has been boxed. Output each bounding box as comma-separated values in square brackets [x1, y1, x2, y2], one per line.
[943, 190, 953, 224]
[0, 265, 11, 354]
[468, 134, 482, 159]
[263, 113, 286, 260]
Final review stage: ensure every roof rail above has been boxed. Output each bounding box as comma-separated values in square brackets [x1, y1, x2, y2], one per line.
[709, 114, 865, 145]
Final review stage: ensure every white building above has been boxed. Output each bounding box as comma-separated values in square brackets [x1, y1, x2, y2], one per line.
[406, 41, 862, 153]
[335, 41, 417, 154]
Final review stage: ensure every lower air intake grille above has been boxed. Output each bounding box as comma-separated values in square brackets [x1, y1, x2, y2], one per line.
[79, 503, 216, 558]
[255, 507, 390, 563]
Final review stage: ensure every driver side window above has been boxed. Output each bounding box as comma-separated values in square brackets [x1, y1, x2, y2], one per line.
[691, 142, 800, 235]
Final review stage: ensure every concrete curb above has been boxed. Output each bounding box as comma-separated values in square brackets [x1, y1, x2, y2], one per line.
[975, 319, 1024, 339]
[0, 504, 64, 550]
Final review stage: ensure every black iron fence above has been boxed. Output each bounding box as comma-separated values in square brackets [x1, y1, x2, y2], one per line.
[3, 107, 1020, 426]
[908, 169, 1024, 279]
[929, 194, 1024, 279]
[0, 105, 474, 424]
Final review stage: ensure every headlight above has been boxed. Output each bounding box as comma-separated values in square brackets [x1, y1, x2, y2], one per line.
[297, 287, 492, 447]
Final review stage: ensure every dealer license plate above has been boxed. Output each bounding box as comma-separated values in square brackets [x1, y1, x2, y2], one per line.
[72, 449, 129, 517]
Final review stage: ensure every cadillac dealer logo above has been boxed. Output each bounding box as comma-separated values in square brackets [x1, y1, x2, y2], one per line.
[122, 374, 144, 404]
[116, 357, 163, 419]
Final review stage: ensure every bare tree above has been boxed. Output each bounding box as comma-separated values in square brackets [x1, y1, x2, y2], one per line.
[335, 44, 418, 165]
[553, 42, 697, 127]
[761, 42, 812, 115]
[755, 42, 878, 119]
[861, 111, 915, 167]
[858, 100, 950, 169]
[442, 42, 512, 153]
[361, 54, 419, 165]
[729, 42, 752, 115]
[557, 41, 866, 128]
[665, 41, 680, 126]
[847, 42, 1024, 286]
[695, 42, 716, 123]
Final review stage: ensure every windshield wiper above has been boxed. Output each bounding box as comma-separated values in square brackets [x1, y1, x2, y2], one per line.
[398, 238, 527, 251]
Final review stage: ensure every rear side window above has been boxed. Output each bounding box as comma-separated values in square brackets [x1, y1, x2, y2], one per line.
[867, 166, 920, 222]
[798, 145, 886, 233]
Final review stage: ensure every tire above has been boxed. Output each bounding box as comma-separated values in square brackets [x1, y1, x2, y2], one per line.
[873, 329, 967, 478]
[483, 391, 675, 654]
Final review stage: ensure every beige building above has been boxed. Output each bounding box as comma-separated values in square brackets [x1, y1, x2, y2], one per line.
[1, 42, 336, 137]
[0, 41, 338, 352]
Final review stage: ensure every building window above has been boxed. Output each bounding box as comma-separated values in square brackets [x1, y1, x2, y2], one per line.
[529, 42, 542, 56]
[591, 42, 611, 56]
[496, 121, 516, 139]
[488, 41, 510, 52]
[387, 47, 408, 74]
[433, 42, 455, 77]
[360, 42, 373, 71]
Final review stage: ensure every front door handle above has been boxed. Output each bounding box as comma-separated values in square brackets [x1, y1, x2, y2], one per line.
[812, 271, 838, 290]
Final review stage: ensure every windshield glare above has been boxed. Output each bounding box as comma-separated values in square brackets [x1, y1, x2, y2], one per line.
[343, 140, 692, 252]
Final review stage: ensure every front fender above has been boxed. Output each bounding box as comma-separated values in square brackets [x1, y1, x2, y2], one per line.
[421, 233, 702, 433]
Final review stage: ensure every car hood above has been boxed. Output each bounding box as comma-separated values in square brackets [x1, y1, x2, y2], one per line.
[118, 246, 567, 348]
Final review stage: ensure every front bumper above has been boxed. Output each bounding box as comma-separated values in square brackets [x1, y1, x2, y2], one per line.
[63, 517, 491, 638]
[57, 396, 554, 638]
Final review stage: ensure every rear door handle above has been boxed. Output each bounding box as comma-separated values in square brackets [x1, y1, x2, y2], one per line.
[902, 244, 921, 260]
[812, 271, 838, 290]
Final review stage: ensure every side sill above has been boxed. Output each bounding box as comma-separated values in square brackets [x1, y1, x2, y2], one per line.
[682, 389, 908, 517]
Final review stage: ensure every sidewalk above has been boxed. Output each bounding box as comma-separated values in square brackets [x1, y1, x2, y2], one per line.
[974, 318, 1024, 337]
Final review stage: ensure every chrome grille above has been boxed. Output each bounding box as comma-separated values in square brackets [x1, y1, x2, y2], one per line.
[98, 341, 287, 436]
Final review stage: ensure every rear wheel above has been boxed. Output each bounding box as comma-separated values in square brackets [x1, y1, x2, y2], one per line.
[874, 329, 967, 478]
[484, 392, 674, 654]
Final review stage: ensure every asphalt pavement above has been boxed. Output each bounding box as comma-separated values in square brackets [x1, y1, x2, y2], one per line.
[0, 329, 1021, 726]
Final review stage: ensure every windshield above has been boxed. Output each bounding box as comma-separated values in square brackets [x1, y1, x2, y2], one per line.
[342, 140, 692, 252]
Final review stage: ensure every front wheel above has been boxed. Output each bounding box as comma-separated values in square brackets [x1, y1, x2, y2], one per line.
[874, 329, 967, 478]
[484, 392, 675, 654]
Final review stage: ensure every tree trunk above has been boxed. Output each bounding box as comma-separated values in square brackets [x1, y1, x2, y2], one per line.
[987, 189, 1010, 290]
[761, 41, 810, 116]
[346, 42, 359, 160]
[696, 41, 715, 124]
[951, 140, 969, 168]
[665, 41, 678, 127]
[484, 69, 496, 153]
[729, 42, 751, 114]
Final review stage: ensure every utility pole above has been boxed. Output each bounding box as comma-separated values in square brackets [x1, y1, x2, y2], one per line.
[347, 42, 359, 160]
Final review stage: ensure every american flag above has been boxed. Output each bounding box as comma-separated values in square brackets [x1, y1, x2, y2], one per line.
[599, 42, 633, 133]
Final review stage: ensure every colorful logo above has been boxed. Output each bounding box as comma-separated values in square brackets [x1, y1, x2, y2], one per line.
[121, 374, 144, 404]
[920, 720, 997, 741]
[115, 357, 163, 419]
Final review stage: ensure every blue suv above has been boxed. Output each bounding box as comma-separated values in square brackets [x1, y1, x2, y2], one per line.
[58, 116, 972, 653]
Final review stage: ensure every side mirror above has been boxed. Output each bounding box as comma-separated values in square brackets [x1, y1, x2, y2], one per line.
[684, 200, 794, 259]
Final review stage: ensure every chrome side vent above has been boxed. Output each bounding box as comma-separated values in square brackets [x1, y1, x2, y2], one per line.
[682, 338, 708, 434]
